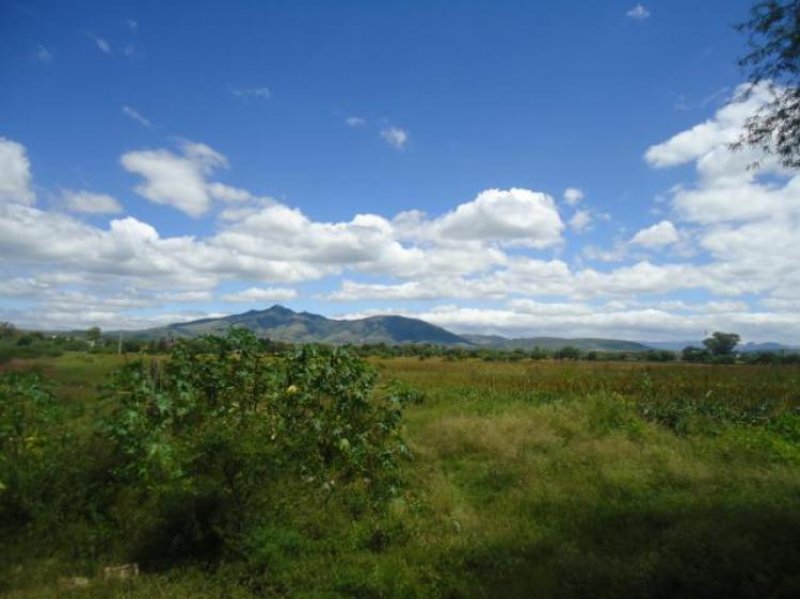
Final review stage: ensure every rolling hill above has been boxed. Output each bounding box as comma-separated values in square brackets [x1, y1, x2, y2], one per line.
[463, 334, 652, 352]
[133, 305, 470, 346]
[121, 305, 666, 351]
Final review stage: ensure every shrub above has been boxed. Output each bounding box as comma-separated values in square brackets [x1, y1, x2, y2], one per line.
[100, 328, 412, 564]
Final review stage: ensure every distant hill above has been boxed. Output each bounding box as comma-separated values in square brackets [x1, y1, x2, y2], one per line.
[118, 306, 797, 352]
[131, 305, 470, 346]
[645, 341, 800, 353]
[463, 334, 651, 352]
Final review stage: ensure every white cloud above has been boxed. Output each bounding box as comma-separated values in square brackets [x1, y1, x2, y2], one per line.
[645, 84, 774, 170]
[582, 242, 628, 263]
[6, 100, 800, 341]
[640, 82, 800, 305]
[214, 204, 420, 279]
[33, 45, 53, 63]
[232, 87, 271, 100]
[338, 299, 800, 343]
[120, 141, 228, 217]
[159, 290, 212, 302]
[221, 287, 298, 303]
[380, 126, 409, 150]
[88, 33, 111, 54]
[435, 188, 564, 248]
[630, 220, 679, 247]
[626, 4, 650, 20]
[63, 190, 123, 214]
[0, 138, 35, 205]
[346, 116, 366, 127]
[127, 19, 138, 33]
[122, 106, 151, 128]
[207, 182, 256, 203]
[563, 187, 584, 205]
[569, 209, 592, 233]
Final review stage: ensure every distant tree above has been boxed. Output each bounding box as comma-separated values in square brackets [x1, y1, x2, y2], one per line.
[86, 326, 102, 347]
[0, 322, 16, 338]
[16, 335, 34, 347]
[554, 346, 581, 360]
[733, 0, 800, 168]
[682, 346, 711, 363]
[529, 346, 550, 360]
[702, 331, 741, 356]
[645, 349, 677, 362]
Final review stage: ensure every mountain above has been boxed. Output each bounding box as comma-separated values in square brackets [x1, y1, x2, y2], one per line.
[122, 306, 797, 352]
[738, 342, 800, 353]
[463, 334, 652, 352]
[133, 305, 470, 346]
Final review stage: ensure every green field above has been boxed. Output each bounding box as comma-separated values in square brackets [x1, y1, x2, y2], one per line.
[2, 348, 800, 598]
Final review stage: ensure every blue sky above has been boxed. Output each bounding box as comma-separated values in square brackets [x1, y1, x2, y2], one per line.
[2, 0, 799, 342]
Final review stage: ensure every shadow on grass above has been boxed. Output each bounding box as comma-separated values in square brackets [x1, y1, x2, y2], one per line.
[453, 498, 800, 599]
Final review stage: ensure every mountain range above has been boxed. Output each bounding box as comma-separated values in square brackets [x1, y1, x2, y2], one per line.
[123, 305, 663, 351]
[132, 305, 466, 346]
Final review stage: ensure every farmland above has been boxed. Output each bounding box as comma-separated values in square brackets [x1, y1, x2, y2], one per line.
[2, 342, 800, 598]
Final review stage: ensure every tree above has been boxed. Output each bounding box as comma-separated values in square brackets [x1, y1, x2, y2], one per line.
[554, 346, 581, 360]
[734, 0, 800, 168]
[0, 322, 16, 339]
[702, 331, 741, 356]
[86, 326, 102, 347]
[682, 346, 711, 363]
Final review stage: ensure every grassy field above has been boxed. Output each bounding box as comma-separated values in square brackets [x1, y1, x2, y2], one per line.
[2, 352, 800, 597]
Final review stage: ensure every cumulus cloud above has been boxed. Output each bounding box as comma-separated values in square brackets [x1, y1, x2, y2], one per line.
[626, 4, 650, 20]
[121, 141, 228, 217]
[569, 209, 592, 233]
[339, 301, 800, 343]
[630, 220, 679, 247]
[642, 82, 800, 306]
[435, 188, 564, 248]
[221, 287, 298, 303]
[563, 187, 584, 205]
[0, 138, 35, 205]
[159, 290, 212, 302]
[5, 96, 800, 341]
[122, 106, 151, 128]
[645, 84, 773, 170]
[207, 182, 256, 203]
[62, 190, 123, 214]
[380, 126, 409, 150]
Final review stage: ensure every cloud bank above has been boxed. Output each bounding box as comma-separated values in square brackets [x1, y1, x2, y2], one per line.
[2, 84, 799, 341]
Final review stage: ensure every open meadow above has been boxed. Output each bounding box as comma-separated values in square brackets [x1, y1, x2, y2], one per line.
[2, 346, 800, 598]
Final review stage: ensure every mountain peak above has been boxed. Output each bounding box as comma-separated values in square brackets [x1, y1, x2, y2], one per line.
[264, 304, 295, 315]
[144, 305, 470, 345]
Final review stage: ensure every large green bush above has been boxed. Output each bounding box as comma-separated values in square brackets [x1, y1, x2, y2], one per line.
[100, 328, 411, 565]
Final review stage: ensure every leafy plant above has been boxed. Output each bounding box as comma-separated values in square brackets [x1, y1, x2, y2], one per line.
[99, 329, 413, 564]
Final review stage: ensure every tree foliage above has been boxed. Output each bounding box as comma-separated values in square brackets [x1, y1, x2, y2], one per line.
[682, 346, 711, 363]
[0, 322, 16, 339]
[703, 331, 741, 356]
[735, 0, 800, 168]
